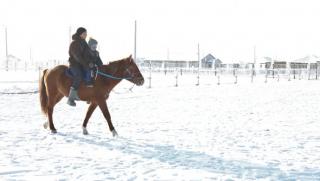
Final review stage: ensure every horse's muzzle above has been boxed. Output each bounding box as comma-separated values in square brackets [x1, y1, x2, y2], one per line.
[135, 77, 144, 86]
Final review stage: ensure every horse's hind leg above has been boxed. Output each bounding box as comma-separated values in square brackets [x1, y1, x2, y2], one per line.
[47, 105, 56, 133]
[44, 93, 64, 133]
[82, 103, 97, 135]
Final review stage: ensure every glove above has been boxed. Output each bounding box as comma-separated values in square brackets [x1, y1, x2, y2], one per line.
[89, 62, 95, 68]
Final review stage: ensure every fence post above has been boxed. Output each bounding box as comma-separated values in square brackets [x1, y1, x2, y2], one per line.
[214, 66, 217, 76]
[234, 69, 237, 84]
[288, 68, 291, 81]
[251, 66, 255, 83]
[175, 69, 178, 87]
[299, 69, 302, 80]
[316, 63, 318, 80]
[235, 75, 238, 84]
[272, 67, 275, 79]
[308, 64, 311, 80]
[196, 69, 200, 86]
[148, 63, 152, 88]
[38, 66, 41, 81]
[265, 69, 268, 83]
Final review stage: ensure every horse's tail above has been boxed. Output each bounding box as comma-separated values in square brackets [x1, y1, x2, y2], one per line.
[39, 69, 48, 115]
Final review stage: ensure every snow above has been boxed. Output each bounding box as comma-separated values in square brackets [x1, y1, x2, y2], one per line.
[0, 71, 320, 180]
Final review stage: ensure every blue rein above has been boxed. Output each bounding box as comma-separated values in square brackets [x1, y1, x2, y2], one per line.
[96, 70, 132, 80]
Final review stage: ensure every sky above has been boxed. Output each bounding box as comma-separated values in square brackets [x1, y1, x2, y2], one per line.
[1, 0, 320, 64]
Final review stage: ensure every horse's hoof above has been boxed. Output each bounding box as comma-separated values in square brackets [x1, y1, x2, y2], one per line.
[112, 130, 118, 137]
[51, 129, 57, 134]
[82, 127, 89, 135]
[43, 122, 48, 129]
[67, 100, 76, 107]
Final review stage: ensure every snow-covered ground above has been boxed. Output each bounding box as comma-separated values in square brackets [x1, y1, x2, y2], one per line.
[0, 71, 320, 180]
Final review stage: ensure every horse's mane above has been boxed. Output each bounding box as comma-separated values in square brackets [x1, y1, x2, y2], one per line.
[102, 57, 129, 72]
[107, 58, 127, 66]
[103, 55, 133, 67]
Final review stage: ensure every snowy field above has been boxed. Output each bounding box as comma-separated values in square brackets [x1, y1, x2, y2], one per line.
[0, 71, 320, 180]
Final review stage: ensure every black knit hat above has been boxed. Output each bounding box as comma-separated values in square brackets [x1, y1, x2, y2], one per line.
[76, 27, 87, 36]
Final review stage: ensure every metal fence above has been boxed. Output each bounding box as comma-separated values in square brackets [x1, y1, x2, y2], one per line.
[138, 66, 320, 88]
[1, 63, 319, 94]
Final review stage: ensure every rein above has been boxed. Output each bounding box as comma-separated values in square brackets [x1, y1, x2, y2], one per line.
[96, 61, 133, 80]
[96, 70, 132, 80]
[95, 63, 136, 93]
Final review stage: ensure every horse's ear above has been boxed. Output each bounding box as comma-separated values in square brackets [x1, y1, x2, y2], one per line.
[128, 55, 132, 62]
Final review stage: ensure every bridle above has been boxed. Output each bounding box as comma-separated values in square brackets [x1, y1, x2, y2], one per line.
[95, 60, 137, 92]
[96, 61, 134, 81]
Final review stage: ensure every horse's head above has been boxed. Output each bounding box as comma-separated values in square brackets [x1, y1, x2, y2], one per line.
[121, 55, 144, 86]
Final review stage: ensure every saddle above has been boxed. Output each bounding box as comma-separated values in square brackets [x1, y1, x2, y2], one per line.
[65, 68, 97, 84]
[65, 68, 97, 104]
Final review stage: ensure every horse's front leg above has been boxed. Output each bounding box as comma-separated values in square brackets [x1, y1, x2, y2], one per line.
[98, 100, 118, 137]
[82, 103, 97, 135]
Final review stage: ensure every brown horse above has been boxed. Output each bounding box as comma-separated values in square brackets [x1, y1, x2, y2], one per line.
[39, 55, 144, 136]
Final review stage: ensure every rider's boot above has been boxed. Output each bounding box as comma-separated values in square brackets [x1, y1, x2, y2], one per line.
[67, 87, 80, 107]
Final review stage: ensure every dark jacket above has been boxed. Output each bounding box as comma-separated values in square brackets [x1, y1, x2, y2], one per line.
[89, 50, 103, 67]
[68, 34, 93, 68]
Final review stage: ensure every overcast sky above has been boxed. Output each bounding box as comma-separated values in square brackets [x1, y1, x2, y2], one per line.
[1, 0, 320, 63]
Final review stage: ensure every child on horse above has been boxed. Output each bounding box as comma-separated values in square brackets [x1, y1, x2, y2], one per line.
[88, 38, 103, 67]
[67, 27, 99, 106]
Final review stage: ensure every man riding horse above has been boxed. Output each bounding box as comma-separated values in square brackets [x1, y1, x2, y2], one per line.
[67, 27, 102, 106]
[40, 27, 145, 135]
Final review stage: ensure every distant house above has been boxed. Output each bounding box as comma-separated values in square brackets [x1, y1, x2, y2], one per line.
[292, 55, 320, 69]
[260, 55, 320, 69]
[6, 54, 22, 70]
[259, 57, 288, 69]
[201, 54, 222, 68]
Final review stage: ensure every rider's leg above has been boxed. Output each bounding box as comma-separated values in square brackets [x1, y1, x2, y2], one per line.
[67, 65, 82, 106]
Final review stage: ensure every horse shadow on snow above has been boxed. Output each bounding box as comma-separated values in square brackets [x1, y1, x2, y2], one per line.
[57, 132, 320, 180]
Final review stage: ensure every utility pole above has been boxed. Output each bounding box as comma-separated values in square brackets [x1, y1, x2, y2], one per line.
[196, 43, 200, 86]
[69, 26, 72, 44]
[5, 27, 8, 71]
[134, 20, 137, 61]
[252, 45, 256, 83]
[29, 46, 33, 70]
[254, 45, 256, 68]
[198, 43, 201, 68]
[30, 47, 32, 64]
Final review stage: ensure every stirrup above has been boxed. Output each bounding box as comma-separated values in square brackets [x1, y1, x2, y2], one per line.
[85, 82, 94, 88]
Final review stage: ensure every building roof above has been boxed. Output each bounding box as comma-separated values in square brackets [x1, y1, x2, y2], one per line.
[292, 55, 320, 63]
[260, 55, 320, 64]
[201, 54, 222, 63]
[7, 54, 22, 62]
